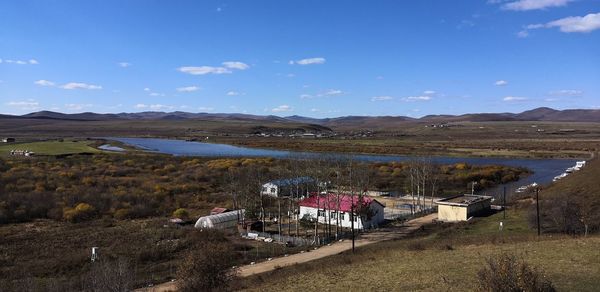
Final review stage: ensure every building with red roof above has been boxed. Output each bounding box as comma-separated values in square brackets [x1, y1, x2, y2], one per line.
[298, 193, 385, 229]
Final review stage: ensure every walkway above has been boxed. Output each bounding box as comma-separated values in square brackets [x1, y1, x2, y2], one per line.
[137, 213, 438, 292]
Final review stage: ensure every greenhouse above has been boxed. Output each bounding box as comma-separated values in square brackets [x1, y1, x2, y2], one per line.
[194, 209, 245, 230]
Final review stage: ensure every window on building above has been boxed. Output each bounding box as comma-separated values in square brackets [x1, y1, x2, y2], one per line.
[331, 211, 337, 219]
[262, 187, 267, 192]
[318, 210, 325, 217]
[339, 212, 345, 221]
[270, 188, 276, 193]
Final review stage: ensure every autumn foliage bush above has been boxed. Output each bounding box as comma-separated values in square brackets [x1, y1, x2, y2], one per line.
[477, 253, 555, 292]
[0, 154, 274, 223]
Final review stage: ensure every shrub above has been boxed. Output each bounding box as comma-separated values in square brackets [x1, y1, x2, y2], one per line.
[177, 241, 237, 292]
[477, 253, 555, 292]
[172, 208, 189, 219]
[63, 203, 96, 223]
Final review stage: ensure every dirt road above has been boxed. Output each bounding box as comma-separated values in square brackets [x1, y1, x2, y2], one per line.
[137, 213, 437, 292]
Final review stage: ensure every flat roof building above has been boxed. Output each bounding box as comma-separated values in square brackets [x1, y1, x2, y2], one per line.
[436, 195, 492, 222]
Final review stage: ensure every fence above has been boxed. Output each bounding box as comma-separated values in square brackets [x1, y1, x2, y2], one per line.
[384, 206, 437, 221]
[241, 231, 314, 246]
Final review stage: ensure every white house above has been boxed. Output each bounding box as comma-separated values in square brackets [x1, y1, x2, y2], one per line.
[261, 177, 316, 198]
[298, 193, 385, 229]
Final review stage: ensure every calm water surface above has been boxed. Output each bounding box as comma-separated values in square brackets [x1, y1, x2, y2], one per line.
[109, 137, 579, 198]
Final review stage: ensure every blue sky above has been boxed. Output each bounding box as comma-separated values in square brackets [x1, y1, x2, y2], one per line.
[1, 0, 599, 117]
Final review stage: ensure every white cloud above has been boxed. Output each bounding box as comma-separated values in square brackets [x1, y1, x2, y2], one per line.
[149, 92, 165, 97]
[198, 106, 215, 111]
[503, 96, 528, 101]
[310, 108, 320, 112]
[227, 91, 240, 96]
[134, 104, 174, 111]
[521, 13, 600, 36]
[371, 96, 393, 102]
[423, 90, 436, 95]
[517, 30, 530, 38]
[178, 66, 231, 75]
[403, 96, 432, 101]
[176, 86, 200, 92]
[0, 58, 38, 65]
[118, 62, 131, 68]
[222, 61, 249, 70]
[60, 82, 102, 90]
[549, 89, 583, 96]
[6, 100, 40, 110]
[318, 89, 343, 97]
[2, 59, 35, 65]
[271, 105, 292, 112]
[546, 13, 600, 33]
[495, 80, 508, 86]
[302, 89, 343, 99]
[290, 57, 326, 65]
[178, 61, 249, 75]
[64, 103, 93, 111]
[502, 0, 573, 11]
[34, 80, 56, 87]
[143, 87, 151, 91]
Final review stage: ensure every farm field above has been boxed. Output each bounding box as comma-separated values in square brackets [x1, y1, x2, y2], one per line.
[0, 140, 101, 156]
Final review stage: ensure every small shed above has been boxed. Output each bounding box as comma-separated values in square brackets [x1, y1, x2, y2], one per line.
[194, 209, 245, 230]
[436, 195, 492, 222]
[210, 207, 231, 215]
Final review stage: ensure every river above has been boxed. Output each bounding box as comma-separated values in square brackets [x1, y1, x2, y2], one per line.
[108, 137, 579, 198]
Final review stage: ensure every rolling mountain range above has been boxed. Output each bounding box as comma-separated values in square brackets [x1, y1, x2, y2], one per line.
[1, 107, 599, 138]
[2, 107, 599, 130]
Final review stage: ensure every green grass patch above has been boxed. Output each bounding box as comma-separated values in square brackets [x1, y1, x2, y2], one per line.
[460, 208, 532, 237]
[0, 140, 100, 156]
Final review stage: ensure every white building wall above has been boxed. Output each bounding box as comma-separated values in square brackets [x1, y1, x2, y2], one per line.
[299, 203, 385, 229]
[261, 183, 279, 197]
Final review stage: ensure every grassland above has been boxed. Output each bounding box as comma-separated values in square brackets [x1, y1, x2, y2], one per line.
[238, 208, 600, 291]
[0, 140, 101, 156]
[1, 118, 599, 158]
[239, 235, 600, 291]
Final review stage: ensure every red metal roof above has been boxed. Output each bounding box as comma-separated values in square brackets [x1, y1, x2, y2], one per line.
[298, 193, 381, 212]
[210, 207, 231, 215]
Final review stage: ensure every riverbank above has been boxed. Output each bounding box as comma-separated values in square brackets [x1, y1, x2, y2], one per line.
[209, 136, 595, 159]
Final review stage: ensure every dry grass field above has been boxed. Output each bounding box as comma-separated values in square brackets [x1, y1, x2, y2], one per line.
[239, 235, 600, 291]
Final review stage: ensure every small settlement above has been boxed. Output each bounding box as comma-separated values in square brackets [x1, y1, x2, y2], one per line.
[188, 175, 505, 245]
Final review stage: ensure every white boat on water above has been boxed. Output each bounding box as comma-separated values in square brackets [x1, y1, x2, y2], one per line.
[515, 182, 538, 193]
[553, 172, 569, 182]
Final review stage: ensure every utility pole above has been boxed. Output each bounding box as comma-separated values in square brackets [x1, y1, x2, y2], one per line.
[503, 186, 506, 220]
[351, 203, 355, 253]
[536, 188, 541, 236]
[471, 181, 477, 195]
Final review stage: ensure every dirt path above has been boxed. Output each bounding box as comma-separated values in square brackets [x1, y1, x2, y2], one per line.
[137, 213, 437, 292]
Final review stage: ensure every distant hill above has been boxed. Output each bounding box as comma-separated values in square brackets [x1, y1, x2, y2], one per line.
[8, 107, 600, 130]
